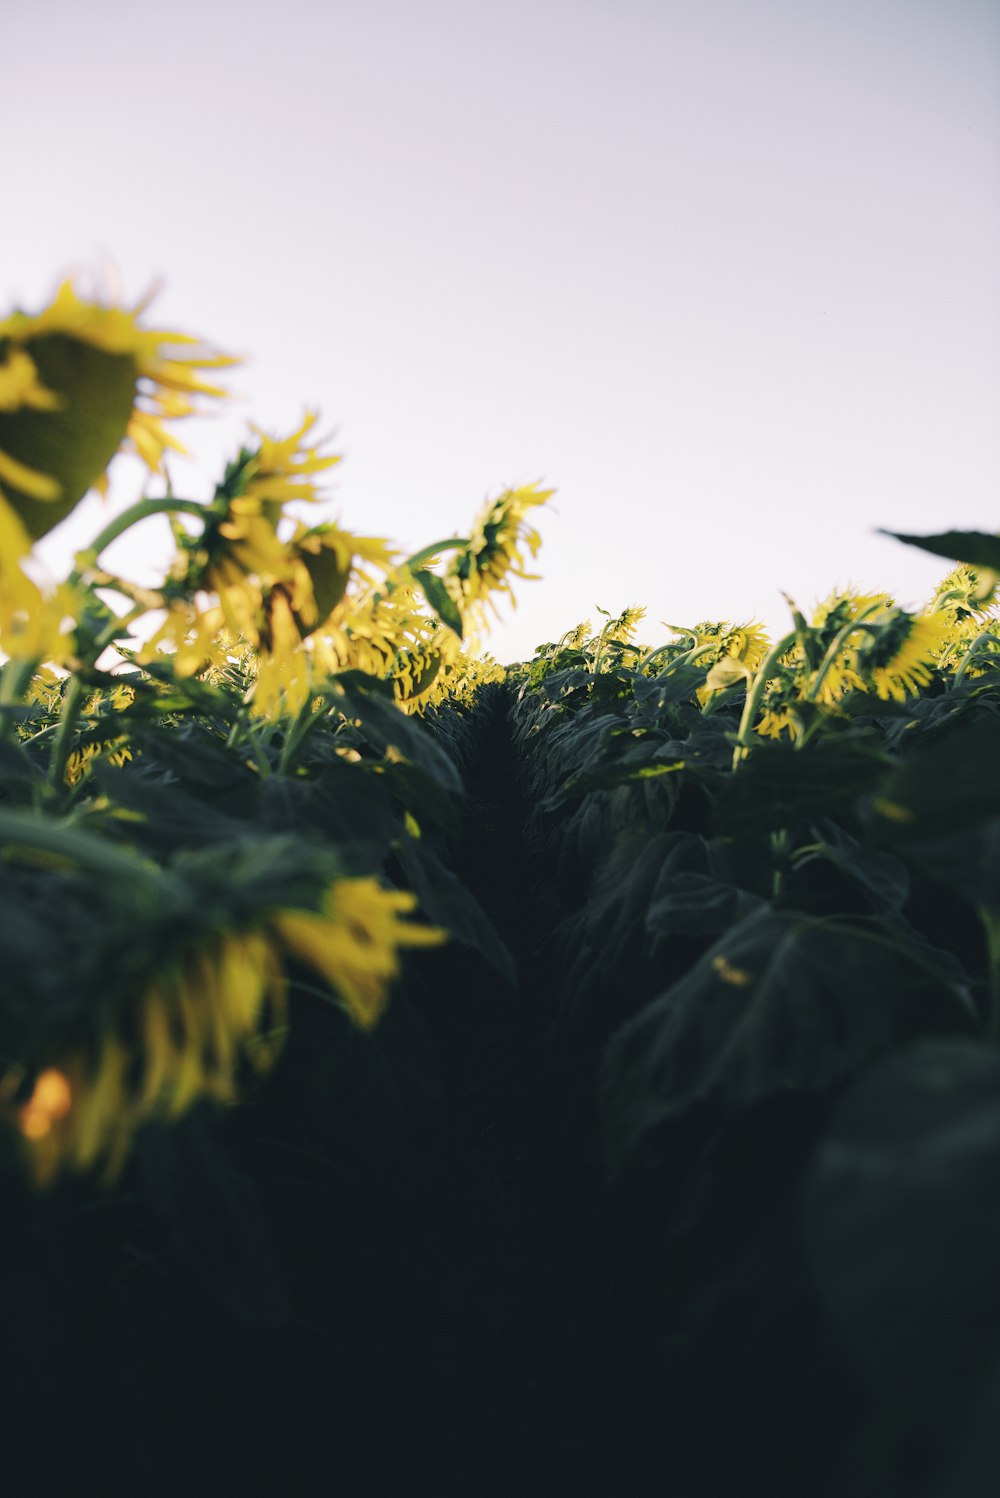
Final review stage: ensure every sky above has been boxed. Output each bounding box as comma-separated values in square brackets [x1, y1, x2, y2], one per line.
[4, 0, 998, 661]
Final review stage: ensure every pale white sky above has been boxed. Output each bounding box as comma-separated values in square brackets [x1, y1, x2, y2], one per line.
[4, 0, 998, 659]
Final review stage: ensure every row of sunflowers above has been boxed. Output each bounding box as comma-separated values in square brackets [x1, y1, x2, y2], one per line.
[0, 278, 546, 1184]
[489, 526, 1000, 1498]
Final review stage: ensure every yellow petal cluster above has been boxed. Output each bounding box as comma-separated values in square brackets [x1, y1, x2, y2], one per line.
[243, 410, 341, 506]
[272, 877, 445, 1028]
[445, 484, 551, 635]
[0, 278, 238, 483]
[12, 930, 287, 1185]
[137, 601, 229, 678]
[0, 552, 79, 668]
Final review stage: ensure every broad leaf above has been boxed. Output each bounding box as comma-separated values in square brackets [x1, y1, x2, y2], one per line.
[601, 907, 976, 1173]
[879, 527, 1000, 572]
[802, 1039, 1000, 1422]
[412, 568, 464, 638]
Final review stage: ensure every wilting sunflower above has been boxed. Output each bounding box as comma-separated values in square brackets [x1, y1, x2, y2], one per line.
[271, 876, 445, 1029]
[695, 619, 771, 703]
[10, 876, 442, 1185]
[811, 589, 895, 645]
[858, 609, 951, 701]
[754, 704, 803, 741]
[606, 605, 647, 645]
[0, 278, 236, 552]
[445, 483, 551, 634]
[176, 413, 395, 659]
[929, 563, 998, 620]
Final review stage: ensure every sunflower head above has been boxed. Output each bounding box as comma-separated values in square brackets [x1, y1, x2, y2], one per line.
[856, 609, 951, 701]
[929, 563, 998, 621]
[0, 278, 236, 548]
[811, 589, 894, 647]
[445, 483, 551, 634]
[606, 605, 647, 645]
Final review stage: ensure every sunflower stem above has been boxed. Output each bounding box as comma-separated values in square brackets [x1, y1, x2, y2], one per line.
[732, 631, 799, 769]
[0, 658, 38, 742]
[276, 700, 324, 775]
[70, 497, 208, 585]
[803, 602, 886, 704]
[0, 806, 164, 889]
[46, 674, 86, 792]
[953, 631, 1000, 690]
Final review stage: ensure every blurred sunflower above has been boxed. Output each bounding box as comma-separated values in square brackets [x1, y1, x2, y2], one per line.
[11, 876, 442, 1184]
[177, 414, 395, 659]
[929, 563, 998, 620]
[271, 877, 445, 1028]
[0, 279, 236, 551]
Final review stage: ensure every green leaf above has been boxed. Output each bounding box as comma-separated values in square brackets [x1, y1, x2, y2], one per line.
[395, 838, 515, 982]
[600, 908, 976, 1173]
[795, 819, 910, 915]
[645, 835, 765, 936]
[868, 714, 1000, 837]
[0, 335, 137, 539]
[878, 527, 1000, 572]
[412, 568, 463, 638]
[803, 1039, 1000, 1425]
[714, 733, 891, 835]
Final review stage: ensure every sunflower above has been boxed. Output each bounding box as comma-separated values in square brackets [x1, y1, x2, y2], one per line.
[755, 705, 802, 741]
[176, 414, 394, 652]
[0, 279, 235, 575]
[811, 589, 895, 645]
[929, 563, 998, 621]
[695, 619, 770, 704]
[860, 610, 952, 701]
[242, 410, 341, 509]
[271, 877, 444, 1028]
[10, 875, 442, 1184]
[445, 483, 551, 634]
[11, 928, 287, 1185]
[135, 600, 230, 679]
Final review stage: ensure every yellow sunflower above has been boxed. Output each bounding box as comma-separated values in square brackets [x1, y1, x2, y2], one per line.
[271, 877, 444, 1028]
[863, 611, 952, 701]
[0, 278, 236, 550]
[445, 483, 551, 635]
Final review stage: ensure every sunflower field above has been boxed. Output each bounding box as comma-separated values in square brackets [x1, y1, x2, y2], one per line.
[3, 281, 1000, 1498]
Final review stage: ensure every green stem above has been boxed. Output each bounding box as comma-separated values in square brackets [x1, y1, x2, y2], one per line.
[46, 674, 86, 791]
[276, 700, 324, 775]
[802, 602, 886, 704]
[592, 621, 612, 675]
[732, 631, 799, 769]
[641, 639, 717, 676]
[0, 658, 38, 743]
[369, 538, 471, 613]
[953, 631, 1000, 690]
[0, 807, 163, 890]
[638, 625, 698, 672]
[402, 538, 470, 571]
[70, 497, 208, 584]
[226, 707, 272, 775]
[770, 828, 789, 902]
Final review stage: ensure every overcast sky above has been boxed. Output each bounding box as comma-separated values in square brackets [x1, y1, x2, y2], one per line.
[5, 0, 998, 659]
